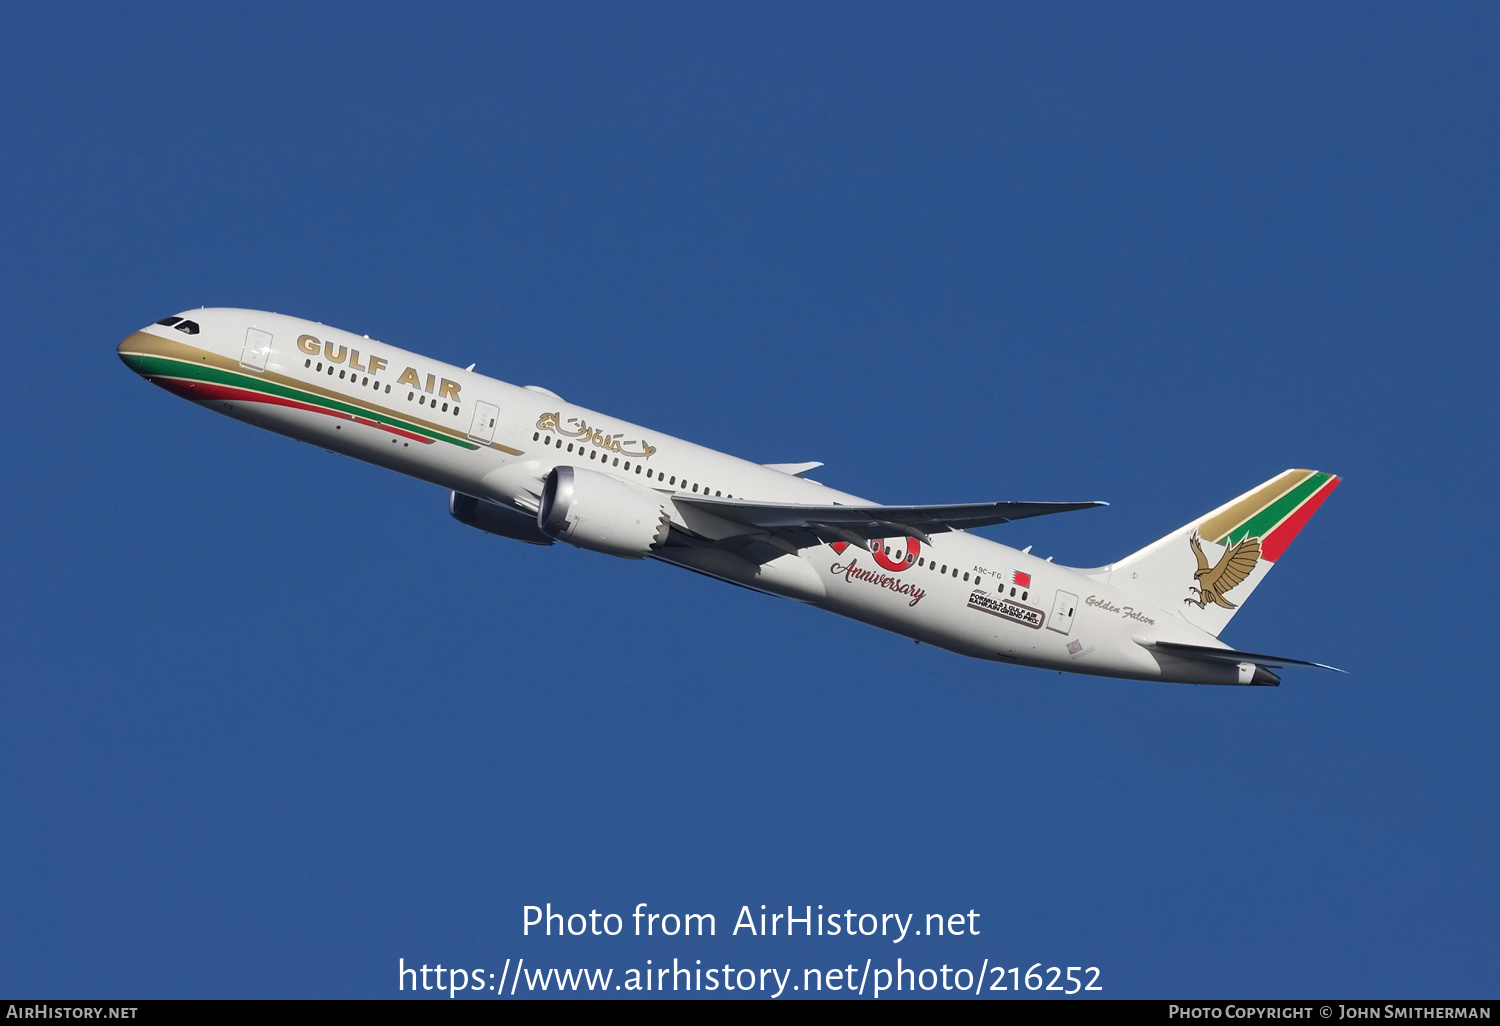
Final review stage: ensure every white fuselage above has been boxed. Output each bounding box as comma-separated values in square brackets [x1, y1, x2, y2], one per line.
[120, 308, 1240, 684]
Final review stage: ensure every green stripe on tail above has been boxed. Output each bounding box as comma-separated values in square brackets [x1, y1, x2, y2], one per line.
[1214, 471, 1334, 547]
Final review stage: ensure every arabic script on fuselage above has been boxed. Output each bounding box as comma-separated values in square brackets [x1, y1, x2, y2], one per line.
[537, 412, 657, 459]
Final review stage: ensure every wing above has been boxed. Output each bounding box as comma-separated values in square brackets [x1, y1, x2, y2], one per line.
[761, 462, 824, 477]
[1203, 536, 1261, 593]
[671, 494, 1107, 551]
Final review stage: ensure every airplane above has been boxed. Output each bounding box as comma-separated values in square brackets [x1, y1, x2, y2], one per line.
[118, 309, 1342, 686]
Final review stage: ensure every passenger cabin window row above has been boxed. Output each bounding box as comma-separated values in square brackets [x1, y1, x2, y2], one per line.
[298, 358, 465, 418]
[306, 358, 393, 396]
[875, 542, 918, 566]
[908, 550, 1028, 600]
[528, 432, 733, 498]
[407, 391, 460, 417]
[156, 316, 199, 335]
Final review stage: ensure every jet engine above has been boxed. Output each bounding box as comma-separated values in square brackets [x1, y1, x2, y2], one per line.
[538, 465, 672, 558]
[449, 491, 554, 546]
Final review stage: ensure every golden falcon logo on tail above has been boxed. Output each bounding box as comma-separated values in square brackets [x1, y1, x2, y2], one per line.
[1185, 532, 1260, 609]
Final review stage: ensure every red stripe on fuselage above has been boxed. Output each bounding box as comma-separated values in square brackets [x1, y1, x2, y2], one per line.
[1260, 476, 1339, 562]
[148, 376, 435, 444]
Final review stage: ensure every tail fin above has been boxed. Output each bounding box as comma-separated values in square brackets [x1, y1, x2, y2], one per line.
[1090, 469, 1340, 636]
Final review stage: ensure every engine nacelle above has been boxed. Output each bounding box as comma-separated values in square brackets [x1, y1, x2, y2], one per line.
[449, 491, 553, 546]
[538, 466, 672, 558]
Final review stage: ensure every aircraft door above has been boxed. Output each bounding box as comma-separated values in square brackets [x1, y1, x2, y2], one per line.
[240, 327, 273, 371]
[468, 401, 500, 444]
[1047, 590, 1078, 635]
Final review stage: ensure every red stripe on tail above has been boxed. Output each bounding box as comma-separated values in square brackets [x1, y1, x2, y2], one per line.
[1260, 476, 1339, 562]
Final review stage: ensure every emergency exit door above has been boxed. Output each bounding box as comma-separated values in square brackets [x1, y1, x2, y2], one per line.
[468, 401, 500, 444]
[240, 328, 273, 371]
[1047, 590, 1078, 635]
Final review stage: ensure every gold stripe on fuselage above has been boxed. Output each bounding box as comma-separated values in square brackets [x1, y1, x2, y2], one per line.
[119, 331, 524, 455]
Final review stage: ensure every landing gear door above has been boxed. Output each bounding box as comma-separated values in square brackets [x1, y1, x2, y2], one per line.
[1047, 590, 1078, 635]
[468, 401, 500, 445]
[241, 328, 273, 371]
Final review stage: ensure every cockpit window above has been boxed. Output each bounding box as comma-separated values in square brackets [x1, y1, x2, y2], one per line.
[155, 316, 183, 327]
[175, 320, 200, 335]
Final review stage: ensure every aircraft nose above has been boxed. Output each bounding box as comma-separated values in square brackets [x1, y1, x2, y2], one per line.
[118, 332, 147, 374]
[120, 314, 197, 373]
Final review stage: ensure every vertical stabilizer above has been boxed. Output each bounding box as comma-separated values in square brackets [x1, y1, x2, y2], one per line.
[1091, 469, 1340, 636]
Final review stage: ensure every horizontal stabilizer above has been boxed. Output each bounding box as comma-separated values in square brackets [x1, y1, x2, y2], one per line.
[673, 495, 1106, 549]
[1138, 638, 1344, 673]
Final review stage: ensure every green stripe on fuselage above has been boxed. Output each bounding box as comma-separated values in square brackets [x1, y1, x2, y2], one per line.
[123, 352, 478, 450]
[1222, 471, 1332, 546]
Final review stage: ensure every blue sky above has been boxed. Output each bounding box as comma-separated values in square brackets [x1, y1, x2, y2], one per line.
[1, 2, 1495, 999]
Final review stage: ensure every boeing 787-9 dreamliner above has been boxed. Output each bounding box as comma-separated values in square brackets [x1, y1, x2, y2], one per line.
[120, 309, 1341, 686]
